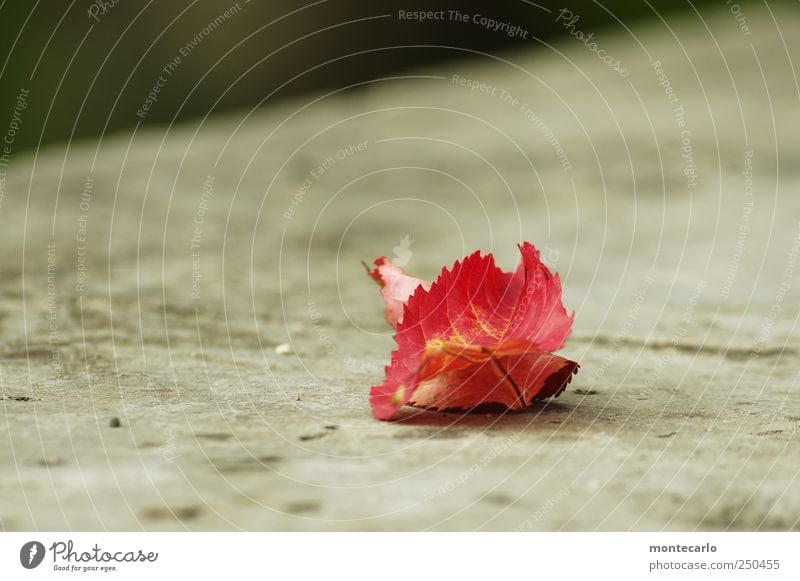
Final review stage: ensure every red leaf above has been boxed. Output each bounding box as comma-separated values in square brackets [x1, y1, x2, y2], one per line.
[368, 243, 578, 421]
[367, 257, 429, 327]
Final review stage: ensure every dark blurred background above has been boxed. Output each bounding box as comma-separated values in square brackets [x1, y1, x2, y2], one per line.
[0, 0, 741, 152]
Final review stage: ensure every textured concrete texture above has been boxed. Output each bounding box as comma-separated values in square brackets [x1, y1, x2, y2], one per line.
[1, 5, 799, 531]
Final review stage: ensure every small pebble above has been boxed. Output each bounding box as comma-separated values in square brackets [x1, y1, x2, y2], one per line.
[274, 343, 293, 355]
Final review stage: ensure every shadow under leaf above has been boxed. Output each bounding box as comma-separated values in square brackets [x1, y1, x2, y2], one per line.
[390, 400, 575, 430]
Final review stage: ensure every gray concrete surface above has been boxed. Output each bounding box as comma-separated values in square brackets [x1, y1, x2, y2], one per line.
[1, 5, 799, 530]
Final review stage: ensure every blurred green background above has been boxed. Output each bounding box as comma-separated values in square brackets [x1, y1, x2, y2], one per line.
[0, 0, 746, 152]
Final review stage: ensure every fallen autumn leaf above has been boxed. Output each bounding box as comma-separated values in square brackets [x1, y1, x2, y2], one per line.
[367, 242, 579, 420]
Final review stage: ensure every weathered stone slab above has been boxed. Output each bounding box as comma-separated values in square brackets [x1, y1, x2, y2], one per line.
[0, 5, 798, 530]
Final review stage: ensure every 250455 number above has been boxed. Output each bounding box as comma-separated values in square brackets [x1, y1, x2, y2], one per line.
[736, 559, 780, 570]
